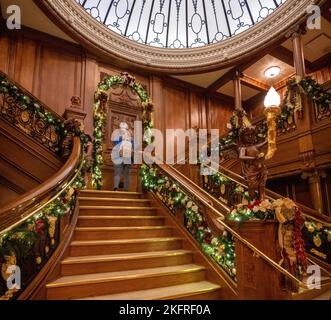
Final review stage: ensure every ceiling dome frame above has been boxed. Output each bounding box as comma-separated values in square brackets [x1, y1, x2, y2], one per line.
[35, 0, 325, 74]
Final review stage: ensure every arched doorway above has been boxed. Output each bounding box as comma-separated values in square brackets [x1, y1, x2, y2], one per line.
[92, 72, 154, 190]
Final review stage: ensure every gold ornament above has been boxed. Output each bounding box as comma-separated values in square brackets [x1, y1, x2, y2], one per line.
[21, 110, 30, 123]
[45, 246, 50, 254]
[47, 215, 58, 239]
[313, 234, 322, 247]
[287, 115, 293, 124]
[36, 257, 42, 264]
[50, 131, 58, 143]
[220, 184, 226, 195]
[1, 254, 17, 281]
[307, 223, 315, 233]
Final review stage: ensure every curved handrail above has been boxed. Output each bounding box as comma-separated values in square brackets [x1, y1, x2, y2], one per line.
[0, 136, 82, 233]
[145, 158, 309, 289]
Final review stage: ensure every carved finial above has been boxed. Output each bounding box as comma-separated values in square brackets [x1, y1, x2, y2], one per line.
[70, 96, 81, 109]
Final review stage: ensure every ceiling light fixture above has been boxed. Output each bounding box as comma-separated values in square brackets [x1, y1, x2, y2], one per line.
[264, 66, 281, 78]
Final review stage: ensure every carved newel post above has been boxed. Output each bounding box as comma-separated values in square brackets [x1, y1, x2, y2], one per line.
[229, 221, 290, 300]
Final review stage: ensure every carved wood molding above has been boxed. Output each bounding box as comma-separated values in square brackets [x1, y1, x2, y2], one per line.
[34, 0, 326, 74]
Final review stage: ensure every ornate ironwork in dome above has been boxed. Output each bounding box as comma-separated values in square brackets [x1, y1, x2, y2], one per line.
[76, 0, 286, 49]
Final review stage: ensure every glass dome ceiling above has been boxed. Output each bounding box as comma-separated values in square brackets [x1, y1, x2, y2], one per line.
[76, 0, 286, 49]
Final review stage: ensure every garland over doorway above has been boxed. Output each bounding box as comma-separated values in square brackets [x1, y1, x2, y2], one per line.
[92, 72, 154, 189]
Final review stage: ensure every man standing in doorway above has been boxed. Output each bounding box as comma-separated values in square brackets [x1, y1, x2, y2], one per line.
[112, 122, 134, 191]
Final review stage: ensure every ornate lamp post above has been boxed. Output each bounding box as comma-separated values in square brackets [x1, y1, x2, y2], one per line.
[264, 87, 281, 160]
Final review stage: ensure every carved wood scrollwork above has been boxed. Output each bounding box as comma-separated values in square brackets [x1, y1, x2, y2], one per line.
[0, 93, 60, 154]
[314, 101, 331, 122]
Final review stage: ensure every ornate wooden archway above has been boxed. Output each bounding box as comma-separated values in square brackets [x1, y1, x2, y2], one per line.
[92, 72, 154, 189]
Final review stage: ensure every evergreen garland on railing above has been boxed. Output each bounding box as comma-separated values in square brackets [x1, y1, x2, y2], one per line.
[0, 172, 86, 300]
[0, 74, 65, 153]
[140, 164, 237, 280]
[92, 72, 154, 189]
[0, 73, 91, 299]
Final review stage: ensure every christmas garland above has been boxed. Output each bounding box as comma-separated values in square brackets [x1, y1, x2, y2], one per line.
[0, 169, 87, 300]
[278, 76, 331, 131]
[92, 72, 154, 189]
[140, 164, 237, 280]
[0, 74, 90, 299]
[0, 74, 65, 153]
[302, 220, 331, 264]
[227, 198, 275, 222]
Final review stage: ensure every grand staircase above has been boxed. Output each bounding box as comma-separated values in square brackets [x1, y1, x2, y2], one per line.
[45, 190, 222, 300]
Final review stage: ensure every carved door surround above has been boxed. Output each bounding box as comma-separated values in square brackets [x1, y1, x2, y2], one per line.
[102, 84, 143, 166]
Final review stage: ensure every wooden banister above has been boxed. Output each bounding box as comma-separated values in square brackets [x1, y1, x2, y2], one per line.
[0, 136, 81, 232]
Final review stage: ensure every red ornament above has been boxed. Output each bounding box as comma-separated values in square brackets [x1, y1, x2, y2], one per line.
[35, 219, 45, 235]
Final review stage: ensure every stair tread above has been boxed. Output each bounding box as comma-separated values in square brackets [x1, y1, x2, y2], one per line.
[75, 226, 172, 231]
[47, 264, 205, 287]
[62, 250, 192, 264]
[80, 206, 157, 210]
[78, 216, 163, 220]
[70, 237, 183, 246]
[79, 197, 150, 202]
[76, 281, 221, 300]
[81, 190, 142, 195]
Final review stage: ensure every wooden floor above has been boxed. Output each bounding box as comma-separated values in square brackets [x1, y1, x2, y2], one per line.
[46, 190, 222, 300]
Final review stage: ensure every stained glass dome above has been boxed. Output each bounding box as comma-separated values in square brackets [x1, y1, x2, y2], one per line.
[76, 0, 286, 49]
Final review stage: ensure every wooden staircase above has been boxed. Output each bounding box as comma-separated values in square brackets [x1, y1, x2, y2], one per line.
[46, 190, 222, 300]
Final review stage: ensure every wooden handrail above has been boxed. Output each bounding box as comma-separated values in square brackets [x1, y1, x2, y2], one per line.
[0, 137, 81, 231]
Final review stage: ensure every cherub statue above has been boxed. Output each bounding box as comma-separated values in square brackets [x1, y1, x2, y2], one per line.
[238, 126, 268, 200]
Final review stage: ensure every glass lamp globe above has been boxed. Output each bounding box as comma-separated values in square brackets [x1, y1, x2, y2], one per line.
[264, 87, 281, 109]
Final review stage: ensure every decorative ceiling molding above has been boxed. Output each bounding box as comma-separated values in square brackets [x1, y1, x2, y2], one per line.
[35, 0, 326, 74]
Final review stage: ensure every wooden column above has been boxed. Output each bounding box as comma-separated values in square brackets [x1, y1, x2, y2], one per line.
[289, 27, 325, 213]
[229, 221, 290, 300]
[233, 70, 242, 110]
[302, 170, 325, 214]
[149, 75, 164, 134]
[292, 31, 306, 77]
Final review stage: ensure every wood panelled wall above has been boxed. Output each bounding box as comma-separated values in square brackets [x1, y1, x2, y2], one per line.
[0, 27, 234, 195]
[0, 27, 234, 139]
